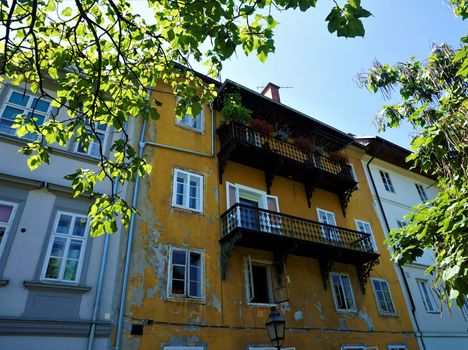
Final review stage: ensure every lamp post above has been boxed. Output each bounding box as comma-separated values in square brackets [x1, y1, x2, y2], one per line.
[265, 306, 286, 350]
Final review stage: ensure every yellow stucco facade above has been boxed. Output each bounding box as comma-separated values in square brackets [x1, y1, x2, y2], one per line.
[123, 81, 418, 350]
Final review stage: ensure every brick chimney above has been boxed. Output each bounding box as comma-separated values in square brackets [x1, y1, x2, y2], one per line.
[260, 82, 281, 103]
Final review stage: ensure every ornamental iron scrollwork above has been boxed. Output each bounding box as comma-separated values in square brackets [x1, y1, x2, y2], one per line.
[220, 231, 242, 280]
[339, 184, 358, 217]
[356, 257, 380, 294]
[319, 259, 334, 290]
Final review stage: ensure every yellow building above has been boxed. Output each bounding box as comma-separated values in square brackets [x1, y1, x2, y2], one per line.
[122, 79, 418, 350]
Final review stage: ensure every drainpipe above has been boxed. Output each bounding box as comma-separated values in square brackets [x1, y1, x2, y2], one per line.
[365, 146, 426, 350]
[87, 123, 128, 350]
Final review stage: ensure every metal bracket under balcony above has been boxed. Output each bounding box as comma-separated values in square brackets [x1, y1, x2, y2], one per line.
[217, 122, 358, 215]
[220, 204, 379, 291]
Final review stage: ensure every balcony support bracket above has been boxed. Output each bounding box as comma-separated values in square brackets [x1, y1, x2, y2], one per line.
[356, 257, 380, 294]
[264, 158, 284, 195]
[319, 259, 334, 290]
[304, 183, 315, 208]
[218, 142, 236, 184]
[220, 231, 243, 281]
[338, 185, 357, 216]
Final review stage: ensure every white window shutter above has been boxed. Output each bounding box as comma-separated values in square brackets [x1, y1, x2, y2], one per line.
[226, 182, 239, 209]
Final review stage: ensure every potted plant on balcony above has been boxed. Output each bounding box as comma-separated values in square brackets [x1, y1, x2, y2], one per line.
[293, 136, 314, 154]
[328, 151, 349, 164]
[249, 118, 274, 136]
[221, 91, 252, 125]
[272, 127, 291, 142]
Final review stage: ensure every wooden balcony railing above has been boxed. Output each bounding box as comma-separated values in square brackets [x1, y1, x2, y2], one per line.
[218, 122, 355, 183]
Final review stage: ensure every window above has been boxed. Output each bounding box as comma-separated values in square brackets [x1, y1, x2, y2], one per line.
[175, 98, 203, 132]
[172, 169, 203, 212]
[379, 170, 395, 193]
[461, 295, 468, 316]
[317, 209, 339, 242]
[341, 346, 365, 350]
[355, 219, 377, 250]
[41, 212, 89, 283]
[371, 279, 396, 315]
[396, 220, 407, 229]
[0, 89, 50, 140]
[388, 345, 406, 350]
[415, 183, 428, 202]
[75, 122, 109, 158]
[246, 258, 274, 305]
[347, 163, 359, 187]
[0, 200, 17, 257]
[417, 279, 438, 312]
[164, 347, 204, 350]
[331, 273, 356, 311]
[168, 247, 204, 299]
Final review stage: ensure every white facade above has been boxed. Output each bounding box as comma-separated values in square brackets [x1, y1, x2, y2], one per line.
[0, 81, 136, 350]
[360, 139, 468, 350]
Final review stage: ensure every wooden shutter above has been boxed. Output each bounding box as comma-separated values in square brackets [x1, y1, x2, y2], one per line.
[247, 255, 255, 302]
[273, 259, 289, 303]
[226, 182, 239, 209]
[266, 195, 281, 231]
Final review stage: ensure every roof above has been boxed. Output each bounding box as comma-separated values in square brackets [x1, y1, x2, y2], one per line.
[216, 79, 356, 152]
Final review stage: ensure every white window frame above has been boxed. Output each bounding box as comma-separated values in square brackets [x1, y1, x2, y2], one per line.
[0, 88, 51, 140]
[164, 347, 204, 350]
[379, 170, 395, 193]
[0, 200, 18, 258]
[74, 122, 109, 158]
[245, 256, 275, 307]
[249, 347, 296, 350]
[347, 163, 359, 188]
[416, 279, 438, 313]
[388, 345, 406, 350]
[371, 278, 396, 315]
[331, 272, 357, 312]
[175, 97, 204, 132]
[355, 219, 377, 251]
[415, 183, 428, 202]
[172, 169, 204, 213]
[41, 211, 89, 284]
[167, 246, 205, 300]
[341, 346, 366, 350]
[317, 208, 340, 242]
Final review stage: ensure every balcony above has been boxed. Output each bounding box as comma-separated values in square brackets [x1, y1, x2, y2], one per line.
[217, 122, 358, 215]
[220, 204, 380, 293]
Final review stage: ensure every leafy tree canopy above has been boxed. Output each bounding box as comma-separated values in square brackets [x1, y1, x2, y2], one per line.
[360, 0, 468, 308]
[0, 0, 372, 236]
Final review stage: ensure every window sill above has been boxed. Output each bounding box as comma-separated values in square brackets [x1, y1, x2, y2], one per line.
[247, 302, 277, 308]
[0, 279, 9, 287]
[175, 122, 204, 135]
[166, 295, 206, 304]
[23, 280, 91, 294]
[171, 204, 204, 214]
[378, 312, 398, 317]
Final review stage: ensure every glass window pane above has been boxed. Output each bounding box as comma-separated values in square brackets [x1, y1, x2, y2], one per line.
[9, 91, 30, 106]
[63, 260, 79, 281]
[72, 217, 87, 236]
[171, 280, 185, 294]
[56, 214, 72, 234]
[189, 281, 201, 297]
[0, 227, 6, 245]
[0, 204, 14, 223]
[67, 240, 83, 259]
[190, 252, 201, 267]
[32, 98, 50, 113]
[172, 265, 186, 280]
[172, 250, 186, 265]
[0, 118, 15, 135]
[45, 257, 62, 279]
[2, 105, 24, 121]
[50, 237, 66, 257]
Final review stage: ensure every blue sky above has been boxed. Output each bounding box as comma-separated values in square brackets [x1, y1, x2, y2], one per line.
[137, 0, 466, 148]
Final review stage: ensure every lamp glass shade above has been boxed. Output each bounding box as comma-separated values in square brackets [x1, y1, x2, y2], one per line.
[265, 307, 285, 348]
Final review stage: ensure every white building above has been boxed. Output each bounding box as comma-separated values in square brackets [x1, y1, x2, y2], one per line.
[356, 136, 468, 350]
[0, 80, 137, 350]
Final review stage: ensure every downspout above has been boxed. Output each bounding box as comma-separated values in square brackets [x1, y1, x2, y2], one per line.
[365, 147, 426, 350]
[87, 123, 128, 350]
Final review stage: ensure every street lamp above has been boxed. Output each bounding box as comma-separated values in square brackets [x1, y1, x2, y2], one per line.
[265, 306, 285, 350]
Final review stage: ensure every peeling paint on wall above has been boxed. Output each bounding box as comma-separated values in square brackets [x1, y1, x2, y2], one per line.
[294, 310, 303, 321]
[212, 292, 222, 313]
[339, 318, 349, 331]
[167, 335, 201, 347]
[358, 310, 375, 332]
[279, 302, 290, 314]
[314, 302, 326, 323]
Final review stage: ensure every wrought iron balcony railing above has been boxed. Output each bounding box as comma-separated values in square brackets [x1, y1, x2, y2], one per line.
[220, 204, 375, 254]
[219, 204, 380, 292]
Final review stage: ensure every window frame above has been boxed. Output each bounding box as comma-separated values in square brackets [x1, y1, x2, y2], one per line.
[416, 279, 439, 313]
[171, 169, 204, 213]
[317, 208, 339, 242]
[245, 256, 276, 307]
[74, 122, 109, 158]
[379, 170, 395, 193]
[330, 272, 357, 312]
[40, 211, 89, 284]
[340, 346, 366, 350]
[388, 345, 407, 350]
[0, 88, 52, 140]
[371, 278, 397, 316]
[163, 347, 204, 350]
[0, 200, 18, 259]
[175, 97, 204, 133]
[415, 183, 428, 202]
[167, 246, 205, 301]
[354, 219, 377, 251]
